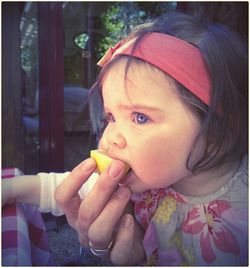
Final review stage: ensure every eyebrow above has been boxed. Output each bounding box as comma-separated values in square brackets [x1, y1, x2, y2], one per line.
[105, 103, 162, 113]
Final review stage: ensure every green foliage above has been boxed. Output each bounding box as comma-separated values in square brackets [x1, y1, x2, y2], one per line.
[74, 33, 89, 49]
[21, 47, 31, 73]
[97, 2, 177, 60]
[97, 3, 147, 59]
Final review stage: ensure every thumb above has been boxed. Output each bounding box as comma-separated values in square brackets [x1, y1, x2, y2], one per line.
[110, 214, 139, 266]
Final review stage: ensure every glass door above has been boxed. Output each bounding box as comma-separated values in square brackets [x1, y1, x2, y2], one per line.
[62, 2, 100, 171]
[20, 2, 40, 174]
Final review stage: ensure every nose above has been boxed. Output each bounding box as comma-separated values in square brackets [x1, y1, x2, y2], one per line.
[101, 124, 127, 150]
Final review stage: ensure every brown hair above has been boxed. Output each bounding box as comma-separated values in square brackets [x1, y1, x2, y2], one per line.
[89, 12, 248, 173]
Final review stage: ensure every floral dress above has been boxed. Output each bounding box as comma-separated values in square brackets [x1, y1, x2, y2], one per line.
[131, 157, 248, 266]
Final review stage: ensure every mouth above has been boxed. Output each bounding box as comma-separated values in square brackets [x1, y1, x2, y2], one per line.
[91, 149, 130, 175]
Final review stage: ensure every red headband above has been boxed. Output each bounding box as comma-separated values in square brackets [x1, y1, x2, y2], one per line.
[97, 33, 211, 105]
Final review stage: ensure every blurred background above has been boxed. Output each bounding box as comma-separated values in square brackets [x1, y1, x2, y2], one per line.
[2, 1, 248, 175]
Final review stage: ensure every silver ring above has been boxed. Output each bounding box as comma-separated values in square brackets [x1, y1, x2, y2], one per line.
[89, 240, 113, 257]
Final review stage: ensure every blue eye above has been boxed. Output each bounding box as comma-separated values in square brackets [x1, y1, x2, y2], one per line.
[134, 113, 149, 124]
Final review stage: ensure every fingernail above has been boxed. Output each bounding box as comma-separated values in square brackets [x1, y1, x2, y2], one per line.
[117, 187, 130, 199]
[82, 158, 95, 171]
[108, 161, 123, 178]
[123, 214, 132, 227]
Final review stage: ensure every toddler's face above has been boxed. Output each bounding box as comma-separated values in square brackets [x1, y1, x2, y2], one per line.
[98, 59, 201, 193]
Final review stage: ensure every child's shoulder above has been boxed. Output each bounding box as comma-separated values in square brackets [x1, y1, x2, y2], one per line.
[177, 155, 248, 206]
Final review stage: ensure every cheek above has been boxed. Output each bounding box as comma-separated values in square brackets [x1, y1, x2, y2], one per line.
[98, 136, 106, 151]
[130, 130, 195, 188]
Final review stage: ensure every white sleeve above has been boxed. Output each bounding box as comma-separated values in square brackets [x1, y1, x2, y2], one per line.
[37, 172, 99, 216]
[78, 172, 99, 198]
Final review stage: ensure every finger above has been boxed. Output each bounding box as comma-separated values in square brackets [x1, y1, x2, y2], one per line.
[54, 158, 96, 221]
[88, 186, 131, 248]
[77, 161, 127, 246]
[77, 160, 127, 229]
[110, 214, 135, 266]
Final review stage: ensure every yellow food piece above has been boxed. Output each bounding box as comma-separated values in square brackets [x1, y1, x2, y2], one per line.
[90, 150, 130, 175]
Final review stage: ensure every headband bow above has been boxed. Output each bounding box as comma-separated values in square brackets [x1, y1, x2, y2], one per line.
[97, 33, 211, 105]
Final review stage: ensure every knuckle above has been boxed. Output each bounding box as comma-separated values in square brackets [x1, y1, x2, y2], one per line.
[77, 202, 103, 235]
[88, 225, 101, 243]
[97, 174, 119, 192]
[88, 223, 111, 245]
[97, 180, 115, 193]
[70, 168, 81, 181]
[78, 213, 92, 231]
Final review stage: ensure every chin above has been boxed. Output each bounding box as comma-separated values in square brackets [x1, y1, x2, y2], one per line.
[121, 168, 171, 194]
[120, 172, 152, 194]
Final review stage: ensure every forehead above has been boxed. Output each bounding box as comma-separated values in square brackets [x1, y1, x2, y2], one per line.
[101, 58, 179, 103]
[100, 58, 200, 124]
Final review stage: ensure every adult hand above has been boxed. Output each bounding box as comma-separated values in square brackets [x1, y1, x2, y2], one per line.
[55, 158, 145, 265]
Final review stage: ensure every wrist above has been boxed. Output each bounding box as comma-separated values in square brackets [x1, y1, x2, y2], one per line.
[11, 176, 24, 204]
[2, 178, 15, 206]
[11, 175, 40, 206]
